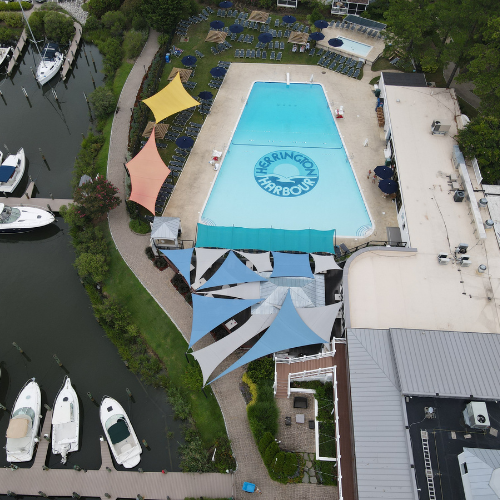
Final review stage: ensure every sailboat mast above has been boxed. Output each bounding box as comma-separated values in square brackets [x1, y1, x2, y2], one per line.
[17, 0, 42, 57]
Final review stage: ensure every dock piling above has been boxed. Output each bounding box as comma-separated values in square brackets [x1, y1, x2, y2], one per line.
[21, 87, 28, 98]
[12, 342, 23, 353]
[0, 404, 7, 411]
[87, 392, 96, 402]
[53, 354, 62, 367]
[126, 388, 133, 398]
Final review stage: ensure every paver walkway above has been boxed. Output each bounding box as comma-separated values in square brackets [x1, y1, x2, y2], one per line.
[107, 32, 338, 499]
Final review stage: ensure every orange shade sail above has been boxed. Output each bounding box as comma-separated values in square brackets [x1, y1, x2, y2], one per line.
[126, 127, 170, 214]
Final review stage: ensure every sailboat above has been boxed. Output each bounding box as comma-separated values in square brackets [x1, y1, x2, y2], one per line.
[51, 376, 79, 464]
[0, 46, 12, 68]
[36, 42, 64, 86]
[5, 378, 42, 463]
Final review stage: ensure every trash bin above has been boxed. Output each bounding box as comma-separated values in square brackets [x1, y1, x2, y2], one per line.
[165, 53, 171, 63]
[454, 190, 465, 202]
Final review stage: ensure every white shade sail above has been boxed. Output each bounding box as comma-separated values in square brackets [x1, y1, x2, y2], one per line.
[236, 251, 273, 272]
[196, 281, 261, 299]
[297, 302, 343, 342]
[311, 253, 342, 273]
[193, 248, 229, 287]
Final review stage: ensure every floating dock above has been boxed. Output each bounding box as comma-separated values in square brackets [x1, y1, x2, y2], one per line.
[3, 181, 73, 213]
[6, 29, 27, 76]
[61, 22, 82, 81]
[0, 410, 234, 500]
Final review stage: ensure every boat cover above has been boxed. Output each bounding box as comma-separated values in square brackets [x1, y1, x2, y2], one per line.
[0, 165, 15, 182]
[108, 418, 130, 444]
[6, 416, 29, 438]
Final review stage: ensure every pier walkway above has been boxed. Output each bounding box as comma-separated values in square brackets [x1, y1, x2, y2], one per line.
[6, 29, 27, 76]
[61, 22, 83, 81]
[0, 410, 234, 500]
[2, 182, 73, 213]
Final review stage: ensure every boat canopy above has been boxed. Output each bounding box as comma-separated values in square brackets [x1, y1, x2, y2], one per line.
[0, 165, 15, 182]
[6, 416, 30, 439]
[107, 417, 130, 444]
[42, 43, 59, 61]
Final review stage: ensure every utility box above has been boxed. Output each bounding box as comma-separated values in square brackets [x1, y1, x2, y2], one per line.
[454, 190, 465, 202]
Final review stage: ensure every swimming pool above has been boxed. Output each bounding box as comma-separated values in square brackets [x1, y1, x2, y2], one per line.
[338, 36, 372, 57]
[198, 82, 373, 252]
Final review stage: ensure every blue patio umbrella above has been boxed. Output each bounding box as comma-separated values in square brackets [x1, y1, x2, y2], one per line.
[210, 66, 227, 77]
[282, 15, 296, 24]
[210, 20, 225, 30]
[328, 38, 343, 47]
[258, 32, 273, 43]
[374, 165, 394, 180]
[314, 20, 329, 29]
[181, 55, 197, 67]
[309, 32, 325, 41]
[175, 136, 194, 149]
[378, 178, 398, 195]
[229, 24, 244, 33]
[198, 91, 213, 100]
[219, 1, 232, 8]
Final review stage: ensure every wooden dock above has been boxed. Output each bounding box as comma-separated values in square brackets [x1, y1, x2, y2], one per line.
[6, 29, 27, 76]
[0, 410, 234, 500]
[3, 181, 73, 213]
[61, 22, 82, 81]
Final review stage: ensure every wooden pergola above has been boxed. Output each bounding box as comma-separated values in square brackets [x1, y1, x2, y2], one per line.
[205, 30, 227, 43]
[288, 31, 309, 45]
[248, 10, 270, 23]
[142, 122, 170, 139]
[167, 67, 192, 83]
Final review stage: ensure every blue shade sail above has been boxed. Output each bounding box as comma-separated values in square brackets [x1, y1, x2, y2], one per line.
[189, 295, 262, 348]
[211, 291, 325, 382]
[160, 248, 193, 284]
[198, 251, 267, 290]
[271, 251, 314, 278]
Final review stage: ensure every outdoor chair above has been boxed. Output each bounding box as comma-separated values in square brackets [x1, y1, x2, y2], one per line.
[234, 49, 240, 58]
[195, 50, 205, 58]
[189, 122, 202, 128]
[227, 9, 232, 16]
[276, 52, 282, 61]
[328, 61, 337, 71]
[172, 156, 186, 164]
[280, 42, 285, 50]
[175, 148, 190, 156]
[316, 48, 324, 56]
[246, 49, 251, 58]
[278, 30, 282, 37]
[275, 41, 280, 49]
[274, 19, 279, 27]
[169, 161, 185, 167]
[335, 21, 340, 28]
[207, 6, 214, 13]
[223, 27, 229, 33]
[334, 245, 342, 257]
[232, 10, 238, 18]
[249, 35, 254, 43]
[371, 30, 378, 38]
[256, 49, 261, 58]
[285, 416, 292, 426]
[292, 22, 299, 30]
[356, 60, 363, 69]
[231, 32, 236, 41]
[169, 166, 183, 172]
[270, 51, 275, 60]
[294, 397, 307, 409]
[243, 20, 249, 28]
[250, 50, 255, 58]
[309, 48, 315, 56]
[237, 34, 244, 42]
[304, 26, 310, 33]
[350, 24, 355, 31]
[284, 29, 290, 37]
[377, 32, 383, 39]
[347, 68, 354, 77]
[260, 25, 266, 33]
[317, 57, 325, 66]
[335, 65, 343, 73]
[261, 50, 267, 60]
[353, 69, 360, 78]
[220, 10, 226, 17]
[217, 9, 222, 16]
[366, 29, 373, 37]
[342, 66, 350, 74]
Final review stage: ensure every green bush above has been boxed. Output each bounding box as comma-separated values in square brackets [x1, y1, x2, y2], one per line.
[0, 2, 32, 11]
[183, 361, 203, 392]
[167, 386, 191, 420]
[314, 460, 337, 485]
[44, 11, 75, 44]
[97, 36, 123, 79]
[123, 29, 145, 58]
[87, 0, 122, 19]
[212, 435, 236, 473]
[0, 12, 23, 28]
[263, 441, 279, 467]
[90, 86, 118, 118]
[101, 10, 126, 29]
[258, 432, 274, 455]
[179, 427, 216, 472]
[129, 218, 150, 234]
[247, 398, 279, 441]
[0, 26, 15, 43]
[132, 15, 148, 31]
[246, 357, 274, 384]
[85, 15, 102, 31]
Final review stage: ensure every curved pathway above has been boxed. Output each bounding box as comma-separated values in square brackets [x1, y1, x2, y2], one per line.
[107, 31, 338, 500]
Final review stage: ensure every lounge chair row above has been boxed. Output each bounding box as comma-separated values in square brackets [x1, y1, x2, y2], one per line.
[234, 49, 283, 61]
[256, 41, 285, 50]
[217, 10, 248, 20]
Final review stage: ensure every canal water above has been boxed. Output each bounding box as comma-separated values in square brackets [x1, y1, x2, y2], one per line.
[0, 44, 183, 479]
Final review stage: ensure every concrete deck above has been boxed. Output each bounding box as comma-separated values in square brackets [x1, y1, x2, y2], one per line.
[164, 62, 398, 248]
[346, 86, 500, 333]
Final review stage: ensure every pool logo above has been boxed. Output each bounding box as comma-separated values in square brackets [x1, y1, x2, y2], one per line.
[254, 150, 319, 197]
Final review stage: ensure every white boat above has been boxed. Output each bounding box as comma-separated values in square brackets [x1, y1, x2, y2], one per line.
[36, 42, 64, 86]
[0, 203, 55, 234]
[51, 376, 79, 464]
[0, 148, 25, 194]
[100, 397, 142, 468]
[5, 378, 42, 463]
[0, 47, 11, 68]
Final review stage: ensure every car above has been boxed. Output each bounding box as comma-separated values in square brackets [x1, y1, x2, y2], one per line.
[35, 0, 47, 3]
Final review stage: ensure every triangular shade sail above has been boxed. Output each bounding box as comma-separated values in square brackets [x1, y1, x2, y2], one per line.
[271, 252, 314, 278]
[190, 295, 262, 348]
[161, 248, 193, 284]
[236, 251, 273, 272]
[126, 129, 170, 214]
[296, 302, 343, 342]
[198, 281, 261, 299]
[192, 313, 277, 385]
[211, 291, 326, 382]
[311, 254, 342, 273]
[194, 248, 229, 286]
[142, 72, 200, 123]
[198, 251, 267, 290]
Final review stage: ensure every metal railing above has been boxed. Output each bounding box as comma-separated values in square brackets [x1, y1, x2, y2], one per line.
[472, 158, 483, 186]
[288, 366, 335, 398]
[275, 348, 336, 365]
[333, 366, 343, 500]
[335, 240, 407, 262]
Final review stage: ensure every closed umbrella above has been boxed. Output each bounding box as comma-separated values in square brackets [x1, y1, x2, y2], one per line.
[210, 66, 227, 77]
[374, 165, 394, 180]
[229, 24, 244, 33]
[328, 38, 343, 47]
[282, 15, 296, 25]
[258, 32, 273, 43]
[309, 32, 325, 41]
[181, 55, 197, 67]
[219, 1, 232, 8]
[378, 179, 398, 195]
[198, 91, 213, 100]
[210, 20, 225, 30]
[314, 20, 329, 30]
[176, 136, 194, 149]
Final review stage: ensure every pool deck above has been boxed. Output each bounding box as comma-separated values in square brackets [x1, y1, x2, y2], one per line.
[164, 63, 398, 248]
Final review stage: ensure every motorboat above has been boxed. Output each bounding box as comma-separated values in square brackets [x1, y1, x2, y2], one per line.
[51, 376, 79, 464]
[5, 378, 42, 463]
[0, 203, 55, 234]
[100, 397, 142, 468]
[0, 47, 11, 68]
[36, 42, 64, 86]
[0, 148, 25, 194]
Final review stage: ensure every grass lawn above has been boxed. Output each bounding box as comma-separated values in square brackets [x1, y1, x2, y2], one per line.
[101, 224, 227, 447]
[371, 57, 395, 72]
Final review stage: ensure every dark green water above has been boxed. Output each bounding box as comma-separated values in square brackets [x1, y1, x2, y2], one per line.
[0, 45, 183, 478]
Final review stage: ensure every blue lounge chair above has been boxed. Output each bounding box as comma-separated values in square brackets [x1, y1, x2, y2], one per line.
[270, 51, 275, 60]
[262, 50, 267, 60]
[276, 52, 282, 61]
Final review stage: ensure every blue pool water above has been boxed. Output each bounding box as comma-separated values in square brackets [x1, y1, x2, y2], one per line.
[200, 82, 372, 246]
[337, 36, 372, 57]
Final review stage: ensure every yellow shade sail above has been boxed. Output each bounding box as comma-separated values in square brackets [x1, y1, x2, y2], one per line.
[142, 72, 199, 123]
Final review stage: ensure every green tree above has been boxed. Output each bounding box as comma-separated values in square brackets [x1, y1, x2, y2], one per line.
[0, 27, 15, 43]
[74, 252, 109, 283]
[73, 175, 122, 221]
[89, 86, 118, 119]
[141, 0, 194, 33]
[123, 29, 144, 58]
[86, 0, 122, 19]
[120, 0, 144, 21]
[28, 11, 45, 40]
[456, 115, 500, 183]
[362, 0, 390, 22]
[98, 37, 123, 77]
[101, 10, 127, 29]
[44, 11, 75, 44]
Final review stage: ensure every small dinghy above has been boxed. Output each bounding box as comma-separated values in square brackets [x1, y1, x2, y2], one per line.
[52, 376, 79, 464]
[5, 378, 41, 463]
[100, 396, 141, 468]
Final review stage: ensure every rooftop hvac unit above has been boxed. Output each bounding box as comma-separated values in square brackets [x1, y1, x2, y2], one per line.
[464, 401, 490, 430]
[456, 243, 469, 254]
[438, 253, 450, 265]
[458, 255, 472, 267]
[431, 120, 451, 135]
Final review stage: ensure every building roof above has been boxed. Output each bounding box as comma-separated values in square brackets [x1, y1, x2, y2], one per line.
[152, 217, 180, 240]
[381, 72, 427, 87]
[390, 329, 500, 400]
[460, 448, 500, 500]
